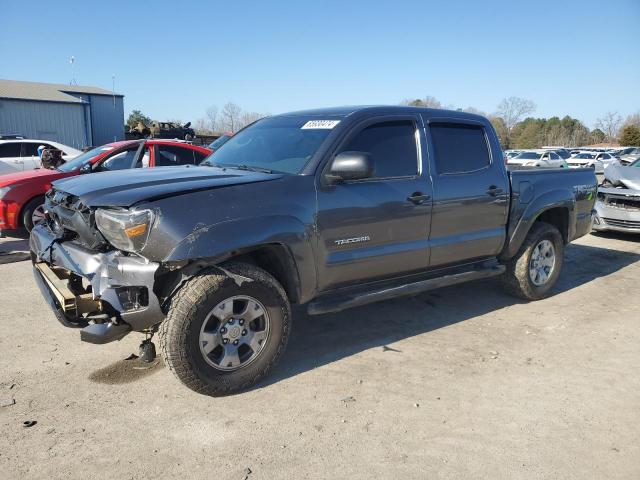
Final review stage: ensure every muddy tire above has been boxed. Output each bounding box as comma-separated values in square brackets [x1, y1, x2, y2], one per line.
[159, 262, 291, 396]
[501, 221, 564, 301]
[22, 196, 46, 232]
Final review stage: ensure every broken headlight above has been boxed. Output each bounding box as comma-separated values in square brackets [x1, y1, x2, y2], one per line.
[94, 208, 154, 253]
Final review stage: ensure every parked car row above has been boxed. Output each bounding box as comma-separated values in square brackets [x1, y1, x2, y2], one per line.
[0, 140, 211, 236]
[506, 145, 638, 173]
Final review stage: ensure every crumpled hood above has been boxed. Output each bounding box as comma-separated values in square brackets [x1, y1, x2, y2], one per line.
[603, 164, 640, 190]
[51, 165, 282, 207]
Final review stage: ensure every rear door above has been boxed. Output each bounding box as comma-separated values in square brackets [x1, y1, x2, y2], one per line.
[21, 142, 43, 170]
[153, 144, 198, 166]
[315, 115, 433, 291]
[0, 142, 23, 172]
[425, 119, 509, 267]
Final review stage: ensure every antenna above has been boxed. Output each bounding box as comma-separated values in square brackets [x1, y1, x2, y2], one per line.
[69, 56, 77, 85]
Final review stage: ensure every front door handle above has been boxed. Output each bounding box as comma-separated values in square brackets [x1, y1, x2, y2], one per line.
[486, 186, 504, 196]
[407, 192, 431, 205]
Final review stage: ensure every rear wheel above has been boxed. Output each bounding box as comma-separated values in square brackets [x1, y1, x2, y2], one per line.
[501, 221, 564, 300]
[159, 262, 291, 396]
[22, 196, 46, 232]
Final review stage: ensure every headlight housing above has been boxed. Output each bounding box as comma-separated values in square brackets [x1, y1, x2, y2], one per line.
[0, 185, 15, 200]
[94, 208, 154, 252]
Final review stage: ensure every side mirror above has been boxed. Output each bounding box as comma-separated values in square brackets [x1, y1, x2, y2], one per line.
[79, 163, 92, 174]
[327, 151, 373, 183]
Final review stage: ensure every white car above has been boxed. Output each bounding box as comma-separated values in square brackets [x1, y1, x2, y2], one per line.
[566, 152, 616, 174]
[0, 139, 81, 175]
[507, 150, 567, 168]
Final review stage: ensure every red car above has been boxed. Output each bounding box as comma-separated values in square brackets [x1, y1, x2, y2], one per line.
[0, 139, 211, 237]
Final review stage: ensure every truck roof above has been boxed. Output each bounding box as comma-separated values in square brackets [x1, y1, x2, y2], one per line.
[275, 105, 487, 122]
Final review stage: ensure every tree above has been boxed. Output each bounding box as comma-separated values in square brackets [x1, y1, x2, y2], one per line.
[595, 111, 622, 143]
[401, 96, 442, 108]
[589, 128, 606, 144]
[194, 118, 213, 135]
[623, 112, 640, 128]
[490, 117, 509, 148]
[221, 102, 242, 132]
[495, 97, 536, 133]
[239, 111, 266, 130]
[126, 110, 151, 128]
[619, 125, 640, 146]
[206, 106, 219, 132]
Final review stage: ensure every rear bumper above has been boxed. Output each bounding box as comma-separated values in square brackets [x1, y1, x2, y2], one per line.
[592, 201, 640, 234]
[30, 224, 165, 343]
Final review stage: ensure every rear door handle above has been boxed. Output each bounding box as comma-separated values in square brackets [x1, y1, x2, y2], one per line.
[486, 186, 504, 196]
[407, 192, 431, 205]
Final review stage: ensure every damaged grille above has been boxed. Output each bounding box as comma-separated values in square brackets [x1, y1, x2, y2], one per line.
[604, 195, 640, 211]
[45, 189, 107, 249]
[602, 218, 640, 230]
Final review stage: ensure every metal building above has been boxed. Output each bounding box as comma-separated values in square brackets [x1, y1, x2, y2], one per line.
[0, 79, 124, 149]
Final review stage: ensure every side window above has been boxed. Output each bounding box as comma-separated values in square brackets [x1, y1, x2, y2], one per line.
[99, 148, 137, 171]
[430, 124, 490, 174]
[0, 142, 21, 158]
[338, 121, 417, 178]
[135, 148, 151, 168]
[155, 145, 196, 166]
[21, 143, 41, 157]
[550, 152, 560, 160]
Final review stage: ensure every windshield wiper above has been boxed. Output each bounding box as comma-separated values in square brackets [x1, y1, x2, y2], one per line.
[201, 162, 275, 174]
[231, 164, 274, 174]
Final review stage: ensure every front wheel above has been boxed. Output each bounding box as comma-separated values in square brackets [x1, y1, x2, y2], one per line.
[501, 221, 564, 300]
[22, 196, 46, 232]
[159, 262, 291, 396]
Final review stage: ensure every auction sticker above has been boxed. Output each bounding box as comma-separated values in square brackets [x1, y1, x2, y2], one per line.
[301, 120, 340, 129]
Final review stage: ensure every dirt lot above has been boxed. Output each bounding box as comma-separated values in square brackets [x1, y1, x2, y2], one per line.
[1, 232, 639, 480]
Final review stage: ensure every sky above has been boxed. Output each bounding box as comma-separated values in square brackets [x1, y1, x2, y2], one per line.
[1, 0, 639, 128]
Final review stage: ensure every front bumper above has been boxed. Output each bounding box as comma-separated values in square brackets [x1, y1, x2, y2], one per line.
[30, 224, 165, 343]
[592, 200, 640, 234]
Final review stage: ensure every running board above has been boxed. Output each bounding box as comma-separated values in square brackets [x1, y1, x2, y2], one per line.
[307, 264, 505, 316]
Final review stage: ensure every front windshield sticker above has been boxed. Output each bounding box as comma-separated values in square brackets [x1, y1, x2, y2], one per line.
[301, 120, 340, 129]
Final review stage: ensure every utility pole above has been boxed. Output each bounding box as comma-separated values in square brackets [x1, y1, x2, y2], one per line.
[69, 56, 76, 85]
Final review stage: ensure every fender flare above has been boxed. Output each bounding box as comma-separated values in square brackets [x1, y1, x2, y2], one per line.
[501, 188, 575, 260]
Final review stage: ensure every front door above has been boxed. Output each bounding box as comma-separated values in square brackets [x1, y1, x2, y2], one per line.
[425, 120, 509, 267]
[316, 116, 433, 291]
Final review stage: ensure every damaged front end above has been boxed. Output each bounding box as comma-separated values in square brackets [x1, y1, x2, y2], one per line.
[593, 164, 640, 234]
[30, 189, 165, 344]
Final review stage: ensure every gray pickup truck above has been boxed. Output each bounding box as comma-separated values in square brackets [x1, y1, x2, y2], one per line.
[30, 106, 597, 395]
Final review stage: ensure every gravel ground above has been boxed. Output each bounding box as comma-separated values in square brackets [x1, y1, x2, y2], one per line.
[0, 232, 639, 480]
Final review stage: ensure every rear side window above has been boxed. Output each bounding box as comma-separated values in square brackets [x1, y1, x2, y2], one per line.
[339, 121, 417, 178]
[21, 143, 41, 156]
[0, 142, 21, 157]
[155, 145, 196, 166]
[99, 148, 138, 171]
[430, 124, 490, 174]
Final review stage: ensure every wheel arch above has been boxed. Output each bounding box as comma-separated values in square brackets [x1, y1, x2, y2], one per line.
[501, 189, 575, 260]
[18, 194, 46, 228]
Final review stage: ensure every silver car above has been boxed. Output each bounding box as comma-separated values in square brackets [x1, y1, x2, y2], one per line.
[592, 159, 640, 234]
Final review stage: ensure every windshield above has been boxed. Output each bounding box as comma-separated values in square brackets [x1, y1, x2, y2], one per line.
[201, 116, 338, 174]
[575, 153, 595, 159]
[631, 158, 640, 167]
[208, 134, 232, 150]
[514, 152, 541, 160]
[57, 146, 114, 172]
